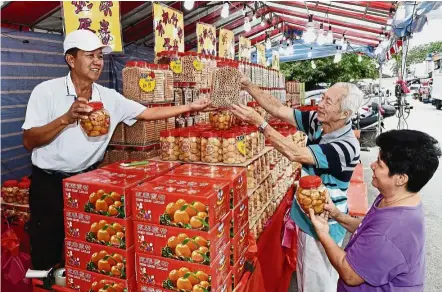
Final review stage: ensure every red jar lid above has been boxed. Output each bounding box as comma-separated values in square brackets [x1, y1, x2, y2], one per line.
[247, 102, 258, 107]
[150, 64, 159, 70]
[174, 82, 182, 87]
[3, 180, 18, 187]
[88, 101, 104, 111]
[21, 176, 30, 182]
[18, 181, 30, 189]
[160, 130, 178, 137]
[159, 64, 169, 70]
[182, 82, 189, 87]
[125, 61, 138, 67]
[189, 82, 196, 87]
[201, 131, 223, 138]
[299, 175, 322, 189]
[190, 52, 198, 56]
[178, 52, 186, 57]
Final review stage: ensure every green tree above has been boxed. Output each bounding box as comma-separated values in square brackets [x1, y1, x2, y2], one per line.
[280, 54, 377, 91]
[406, 41, 442, 65]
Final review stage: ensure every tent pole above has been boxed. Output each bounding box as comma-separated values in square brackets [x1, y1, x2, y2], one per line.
[378, 63, 383, 135]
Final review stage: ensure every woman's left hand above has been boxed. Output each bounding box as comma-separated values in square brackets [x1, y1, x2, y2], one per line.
[308, 209, 330, 238]
[190, 98, 212, 111]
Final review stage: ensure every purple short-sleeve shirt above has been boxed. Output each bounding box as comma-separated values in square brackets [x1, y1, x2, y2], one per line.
[338, 194, 425, 291]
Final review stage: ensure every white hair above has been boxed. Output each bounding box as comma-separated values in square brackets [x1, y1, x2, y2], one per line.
[334, 82, 365, 121]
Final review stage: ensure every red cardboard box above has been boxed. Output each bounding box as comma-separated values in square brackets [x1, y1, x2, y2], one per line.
[65, 210, 134, 249]
[231, 223, 249, 266]
[66, 266, 136, 292]
[231, 196, 249, 238]
[102, 160, 180, 176]
[132, 178, 230, 231]
[138, 271, 232, 292]
[165, 164, 247, 208]
[135, 243, 230, 291]
[65, 239, 135, 280]
[231, 250, 247, 288]
[134, 213, 230, 265]
[63, 169, 148, 218]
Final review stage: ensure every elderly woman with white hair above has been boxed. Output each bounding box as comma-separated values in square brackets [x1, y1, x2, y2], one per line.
[231, 80, 365, 292]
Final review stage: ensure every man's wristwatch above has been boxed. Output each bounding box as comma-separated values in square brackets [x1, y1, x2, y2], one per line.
[258, 121, 268, 133]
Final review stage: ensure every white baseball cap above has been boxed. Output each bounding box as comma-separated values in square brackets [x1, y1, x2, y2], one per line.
[63, 29, 112, 54]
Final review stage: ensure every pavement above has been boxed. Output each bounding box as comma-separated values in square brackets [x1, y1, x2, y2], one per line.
[288, 98, 442, 291]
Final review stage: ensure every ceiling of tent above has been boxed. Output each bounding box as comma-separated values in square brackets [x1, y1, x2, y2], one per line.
[0, 1, 396, 57]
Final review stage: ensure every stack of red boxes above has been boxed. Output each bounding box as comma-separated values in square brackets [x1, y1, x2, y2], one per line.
[62, 161, 179, 292]
[132, 175, 233, 292]
[165, 164, 249, 289]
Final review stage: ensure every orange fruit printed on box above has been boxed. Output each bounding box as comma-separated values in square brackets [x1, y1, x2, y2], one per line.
[63, 169, 149, 219]
[101, 160, 181, 176]
[65, 238, 135, 280]
[231, 222, 249, 266]
[64, 210, 134, 250]
[135, 243, 230, 292]
[65, 266, 136, 292]
[138, 271, 233, 292]
[134, 213, 230, 266]
[230, 196, 249, 238]
[165, 164, 247, 208]
[131, 177, 230, 231]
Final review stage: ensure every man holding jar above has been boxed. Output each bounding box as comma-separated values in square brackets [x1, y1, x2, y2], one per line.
[231, 80, 364, 292]
[22, 29, 210, 270]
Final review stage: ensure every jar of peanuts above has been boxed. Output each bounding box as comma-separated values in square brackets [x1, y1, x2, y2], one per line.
[160, 130, 179, 161]
[1, 180, 19, 203]
[80, 102, 110, 137]
[201, 131, 223, 163]
[222, 131, 247, 164]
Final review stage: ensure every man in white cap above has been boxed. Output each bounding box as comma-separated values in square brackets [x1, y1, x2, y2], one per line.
[22, 29, 210, 270]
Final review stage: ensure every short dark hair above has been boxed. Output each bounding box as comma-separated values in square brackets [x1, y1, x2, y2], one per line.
[65, 47, 80, 70]
[376, 130, 441, 193]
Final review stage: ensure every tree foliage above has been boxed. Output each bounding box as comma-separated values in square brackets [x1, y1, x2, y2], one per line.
[405, 41, 442, 65]
[280, 54, 378, 91]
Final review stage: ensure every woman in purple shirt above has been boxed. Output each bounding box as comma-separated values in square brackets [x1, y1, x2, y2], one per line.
[309, 129, 441, 291]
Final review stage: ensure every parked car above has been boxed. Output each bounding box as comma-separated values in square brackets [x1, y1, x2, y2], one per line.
[408, 84, 421, 99]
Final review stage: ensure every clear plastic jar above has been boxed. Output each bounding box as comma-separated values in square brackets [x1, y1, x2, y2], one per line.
[182, 82, 193, 105]
[211, 61, 242, 107]
[16, 180, 30, 205]
[174, 82, 184, 105]
[185, 113, 194, 127]
[201, 131, 223, 163]
[200, 55, 210, 88]
[1, 180, 19, 203]
[179, 130, 201, 162]
[80, 102, 110, 137]
[160, 130, 179, 161]
[209, 110, 234, 130]
[155, 119, 166, 141]
[247, 163, 256, 189]
[150, 64, 165, 102]
[222, 131, 247, 164]
[138, 62, 154, 103]
[297, 176, 328, 215]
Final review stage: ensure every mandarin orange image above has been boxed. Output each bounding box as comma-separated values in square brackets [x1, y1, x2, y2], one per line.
[95, 199, 108, 212]
[113, 253, 124, 263]
[107, 256, 117, 267]
[175, 243, 192, 257]
[193, 285, 205, 292]
[199, 280, 210, 288]
[184, 205, 197, 217]
[190, 216, 203, 229]
[166, 202, 178, 217]
[90, 222, 100, 233]
[89, 192, 99, 205]
[175, 199, 187, 208]
[116, 262, 124, 270]
[112, 223, 123, 232]
[194, 236, 207, 247]
[193, 202, 206, 213]
[111, 266, 121, 277]
[177, 277, 193, 290]
[188, 273, 200, 285]
[167, 236, 180, 249]
[195, 271, 209, 282]
[169, 269, 180, 283]
[177, 233, 188, 242]
[97, 229, 110, 242]
[96, 189, 105, 197]
[106, 225, 116, 236]
[191, 251, 204, 263]
[197, 212, 207, 219]
[198, 246, 209, 254]
[108, 205, 119, 216]
[98, 220, 108, 229]
[110, 235, 120, 246]
[114, 201, 122, 208]
[116, 231, 124, 239]
[91, 281, 100, 292]
[185, 238, 198, 252]
[110, 191, 121, 202]
[111, 283, 124, 292]
[178, 267, 190, 278]
[98, 250, 108, 259]
[97, 259, 111, 272]
[174, 210, 190, 224]
[91, 252, 100, 264]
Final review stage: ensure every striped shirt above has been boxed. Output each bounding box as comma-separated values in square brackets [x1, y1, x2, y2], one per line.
[290, 109, 360, 244]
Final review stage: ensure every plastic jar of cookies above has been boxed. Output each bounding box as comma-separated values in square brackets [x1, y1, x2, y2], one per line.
[247, 163, 256, 189]
[209, 110, 234, 130]
[222, 131, 247, 164]
[80, 102, 110, 137]
[160, 130, 179, 161]
[1, 180, 19, 203]
[201, 131, 223, 163]
[297, 176, 327, 215]
[179, 130, 201, 162]
[16, 180, 30, 205]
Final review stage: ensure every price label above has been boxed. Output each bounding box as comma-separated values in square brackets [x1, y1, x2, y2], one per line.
[139, 71, 156, 92]
[170, 60, 183, 74]
[193, 59, 203, 71]
[236, 135, 247, 156]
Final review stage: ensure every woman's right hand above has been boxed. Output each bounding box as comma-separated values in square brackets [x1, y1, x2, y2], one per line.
[324, 193, 342, 219]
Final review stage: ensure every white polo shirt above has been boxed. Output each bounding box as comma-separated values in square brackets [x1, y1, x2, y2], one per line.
[22, 73, 146, 172]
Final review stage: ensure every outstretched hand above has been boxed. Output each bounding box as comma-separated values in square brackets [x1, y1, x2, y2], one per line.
[308, 208, 330, 238]
[230, 104, 265, 127]
[190, 98, 212, 111]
